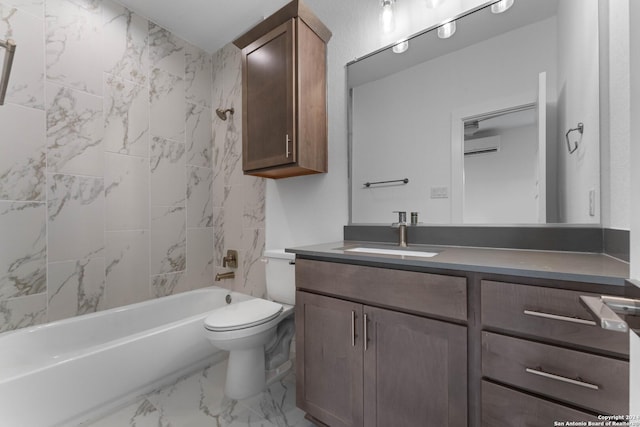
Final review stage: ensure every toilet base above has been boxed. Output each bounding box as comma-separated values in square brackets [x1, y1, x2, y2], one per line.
[225, 348, 266, 400]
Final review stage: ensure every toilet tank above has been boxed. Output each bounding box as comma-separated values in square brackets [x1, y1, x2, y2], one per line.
[264, 249, 296, 305]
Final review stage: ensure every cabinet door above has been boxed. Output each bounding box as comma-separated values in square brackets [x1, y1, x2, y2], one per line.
[296, 291, 363, 427]
[242, 19, 296, 172]
[363, 307, 467, 427]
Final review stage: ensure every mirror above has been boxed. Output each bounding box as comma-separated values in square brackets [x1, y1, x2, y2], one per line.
[348, 0, 601, 225]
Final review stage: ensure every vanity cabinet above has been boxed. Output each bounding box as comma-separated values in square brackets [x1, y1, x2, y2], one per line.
[295, 260, 468, 427]
[233, 0, 331, 179]
[481, 280, 630, 425]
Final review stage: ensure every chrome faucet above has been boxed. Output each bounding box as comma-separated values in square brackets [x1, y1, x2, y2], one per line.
[392, 211, 408, 247]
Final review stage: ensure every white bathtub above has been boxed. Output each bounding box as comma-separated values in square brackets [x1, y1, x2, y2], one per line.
[0, 286, 249, 427]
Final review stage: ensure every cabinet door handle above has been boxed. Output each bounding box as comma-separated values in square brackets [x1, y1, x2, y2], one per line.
[525, 367, 599, 390]
[351, 310, 356, 347]
[285, 134, 291, 158]
[363, 313, 369, 351]
[523, 310, 596, 326]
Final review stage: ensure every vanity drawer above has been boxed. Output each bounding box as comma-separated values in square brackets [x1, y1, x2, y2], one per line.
[295, 259, 467, 321]
[481, 280, 629, 355]
[482, 332, 629, 415]
[482, 381, 599, 427]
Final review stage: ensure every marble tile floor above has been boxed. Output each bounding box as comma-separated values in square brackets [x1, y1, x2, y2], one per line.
[82, 359, 316, 427]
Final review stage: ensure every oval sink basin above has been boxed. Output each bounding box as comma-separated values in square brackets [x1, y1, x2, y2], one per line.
[344, 247, 439, 258]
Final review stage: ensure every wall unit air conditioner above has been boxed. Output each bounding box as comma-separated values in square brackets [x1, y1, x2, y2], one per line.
[464, 135, 501, 156]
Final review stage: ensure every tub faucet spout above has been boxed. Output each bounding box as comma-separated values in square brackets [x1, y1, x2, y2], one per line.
[215, 271, 235, 281]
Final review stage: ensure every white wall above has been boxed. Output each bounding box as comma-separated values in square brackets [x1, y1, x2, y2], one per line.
[350, 18, 557, 224]
[464, 126, 539, 224]
[555, 0, 601, 223]
[265, 0, 486, 249]
[263, 0, 625, 245]
[601, 0, 631, 230]
[631, 0, 640, 279]
[629, 0, 640, 415]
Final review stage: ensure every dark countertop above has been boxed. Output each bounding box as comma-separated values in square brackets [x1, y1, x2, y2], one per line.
[286, 241, 630, 286]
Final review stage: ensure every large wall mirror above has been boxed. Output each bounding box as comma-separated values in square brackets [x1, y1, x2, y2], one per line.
[348, 0, 601, 225]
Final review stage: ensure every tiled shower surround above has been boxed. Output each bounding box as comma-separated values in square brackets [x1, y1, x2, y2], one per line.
[0, 0, 266, 333]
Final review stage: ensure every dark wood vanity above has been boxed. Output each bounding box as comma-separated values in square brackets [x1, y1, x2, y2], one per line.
[289, 244, 630, 427]
[295, 260, 468, 427]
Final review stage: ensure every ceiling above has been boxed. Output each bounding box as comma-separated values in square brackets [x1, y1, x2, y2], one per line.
[115, 0, 291, 53]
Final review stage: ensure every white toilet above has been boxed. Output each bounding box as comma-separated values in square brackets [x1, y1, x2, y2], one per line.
[203, 249, 296, 399]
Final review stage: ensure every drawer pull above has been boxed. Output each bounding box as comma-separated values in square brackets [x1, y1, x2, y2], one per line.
[525, 368, 599, 390]
[523, 310, 596, 326]
[285, 134, 291, 158]
[351, 310, 356, 347]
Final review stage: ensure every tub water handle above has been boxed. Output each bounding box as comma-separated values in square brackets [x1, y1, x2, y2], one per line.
[223, 250, 238, 269]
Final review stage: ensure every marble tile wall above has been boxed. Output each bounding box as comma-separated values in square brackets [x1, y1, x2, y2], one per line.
[212, 44, 267, 299]
[0, 0, 265, 333]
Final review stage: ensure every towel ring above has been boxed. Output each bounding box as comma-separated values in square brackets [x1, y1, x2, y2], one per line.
[565, 122, 583, 154]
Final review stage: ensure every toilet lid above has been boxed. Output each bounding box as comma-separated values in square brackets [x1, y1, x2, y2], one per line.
[204, 299, 283, 331]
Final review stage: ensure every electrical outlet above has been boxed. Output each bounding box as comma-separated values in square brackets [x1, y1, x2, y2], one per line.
[430, 187, 449, 199]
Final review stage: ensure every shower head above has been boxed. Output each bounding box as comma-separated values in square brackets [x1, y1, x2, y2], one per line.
[216, 107, 234, 121]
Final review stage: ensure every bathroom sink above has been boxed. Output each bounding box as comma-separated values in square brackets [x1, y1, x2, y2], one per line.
[343, 246, 439, 258]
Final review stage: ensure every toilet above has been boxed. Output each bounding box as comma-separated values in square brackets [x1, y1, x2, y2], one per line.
[203, 249, 296, 399]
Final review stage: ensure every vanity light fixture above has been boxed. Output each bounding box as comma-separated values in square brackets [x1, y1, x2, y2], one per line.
[491, 0, 514, 14]
[392, 39, 409, 53]
[437, 20, 456, 39]
[380, 0, 396, 34]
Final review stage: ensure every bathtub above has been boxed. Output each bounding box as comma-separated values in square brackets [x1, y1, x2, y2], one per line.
[0, 286, 250, 427]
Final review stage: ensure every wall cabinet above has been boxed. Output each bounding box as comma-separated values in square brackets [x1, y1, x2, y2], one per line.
[295, 260, 468, 427]
[233, 0, 331, 179]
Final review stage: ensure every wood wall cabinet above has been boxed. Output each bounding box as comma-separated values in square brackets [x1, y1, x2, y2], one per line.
[233, 0, 331, 179]
[295, 260, 468, 427]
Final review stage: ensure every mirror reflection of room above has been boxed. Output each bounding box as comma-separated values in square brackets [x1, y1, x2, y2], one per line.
[349, 0, 600, 225]
[463, 106, 543, 224]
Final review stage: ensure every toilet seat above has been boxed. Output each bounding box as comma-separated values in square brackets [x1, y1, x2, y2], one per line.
[204, 299, 283, 332]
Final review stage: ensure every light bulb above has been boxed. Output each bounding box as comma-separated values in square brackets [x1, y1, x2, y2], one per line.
[392, 40, 409, 54]
[425, 0, 446, 8]
[491, 0, 514, 14]
[380, 0, 395, 34]
[437, 20, 456, 39]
